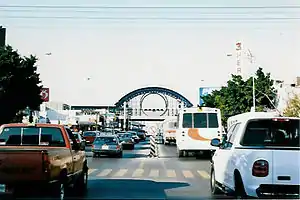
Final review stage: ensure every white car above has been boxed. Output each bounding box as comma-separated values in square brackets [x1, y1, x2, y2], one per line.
[210, 112, 300, 198]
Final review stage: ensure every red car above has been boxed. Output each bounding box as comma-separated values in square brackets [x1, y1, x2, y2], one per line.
[83, 131, 99, 145]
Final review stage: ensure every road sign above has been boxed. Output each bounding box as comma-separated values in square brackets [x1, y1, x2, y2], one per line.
[149, 126, 157, 136]
[41, 88, 50, 102]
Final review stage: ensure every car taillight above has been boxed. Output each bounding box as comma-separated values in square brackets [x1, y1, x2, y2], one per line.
[42, 151, 50, 173]
[116, 145, 120, 150]
[252, 160, 269, 177]
[76, 139, 80, 143]
[92, 144, 94, 148]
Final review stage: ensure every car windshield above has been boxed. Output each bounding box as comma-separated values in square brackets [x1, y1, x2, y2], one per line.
[241, 119, 300, 147]
[94, 137, 117, 144]
[0, 127, 65, 147]
[84, 132, 96, 137]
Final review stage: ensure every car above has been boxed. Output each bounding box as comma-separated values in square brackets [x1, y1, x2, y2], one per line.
[118, 132, 135, 150]
[73, 131, 86, 150]
[210, 112, 300, 199]
[127, 131, 140, 143]
[92, 135, 123, 158]
[83, 131, 99, 145]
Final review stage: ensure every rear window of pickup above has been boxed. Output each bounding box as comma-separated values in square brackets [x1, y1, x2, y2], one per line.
[241, 119, 300, 147]
[0, 127, 66, 147]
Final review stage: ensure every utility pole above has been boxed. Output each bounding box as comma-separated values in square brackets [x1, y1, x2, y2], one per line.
[247, 49, 256, 112]
[0, 26, 6, 47]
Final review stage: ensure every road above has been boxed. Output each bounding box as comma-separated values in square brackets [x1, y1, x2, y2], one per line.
[84, 139, 226, 200]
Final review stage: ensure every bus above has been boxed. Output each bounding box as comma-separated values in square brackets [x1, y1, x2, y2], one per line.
[175, 107, 222, 157]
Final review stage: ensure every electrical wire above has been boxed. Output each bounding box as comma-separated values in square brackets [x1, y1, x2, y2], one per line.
[1, 5, 299, 9]
[1, 16, 299, 21]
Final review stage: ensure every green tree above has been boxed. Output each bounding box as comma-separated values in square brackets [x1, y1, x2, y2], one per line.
[202, 67, 277, 126]
[0, 45, 43, 124]
[283, 93, 300, 117]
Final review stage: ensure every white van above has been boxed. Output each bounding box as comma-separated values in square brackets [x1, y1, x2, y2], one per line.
[175, 107, 222, 157]
[161, 116, 177, 145]
[210, 112, 300, 198]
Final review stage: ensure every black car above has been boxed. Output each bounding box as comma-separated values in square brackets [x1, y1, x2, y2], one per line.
[134, 130, 146, 141]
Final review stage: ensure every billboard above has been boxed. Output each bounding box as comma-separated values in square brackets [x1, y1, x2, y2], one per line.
[199, 87, 221, 106]
[41, 88, 50, 102]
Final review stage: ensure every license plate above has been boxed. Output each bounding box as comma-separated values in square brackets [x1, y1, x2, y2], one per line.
[102, 145, 109, 150]
[0, 184, 5, 193]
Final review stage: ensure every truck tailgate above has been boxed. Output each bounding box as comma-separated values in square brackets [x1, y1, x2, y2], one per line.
[0, 148, 47, 183]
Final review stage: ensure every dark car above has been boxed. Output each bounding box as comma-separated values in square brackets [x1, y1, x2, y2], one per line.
[118, 132, 135, 150]
[73, 132, 86, 150]
[83, 131, 99, 146]
[134, 130, 146, 141]
[127, 131, 140, 143]
[92, 135, 123, 158]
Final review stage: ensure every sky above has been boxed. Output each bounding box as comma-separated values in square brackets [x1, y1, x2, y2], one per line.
[1, 0, 299, 106]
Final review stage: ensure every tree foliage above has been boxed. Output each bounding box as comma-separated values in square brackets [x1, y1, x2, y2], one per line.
[0, 45, 43, 124]
[283, 93, 300, 117]
[202, 67, 277, 125]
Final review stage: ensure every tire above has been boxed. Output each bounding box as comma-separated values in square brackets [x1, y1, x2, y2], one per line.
[210, 167, 222, 195]
[131, 145, 135, 150]
[52, 181, 67, 200]
[75, 166, 88, 196]
[117, 152, 123, 158]
[234, 173, 247, 199]
[178, 149, 183, 157]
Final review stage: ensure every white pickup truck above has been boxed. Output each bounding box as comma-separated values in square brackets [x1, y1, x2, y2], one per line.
[210, 112, 300, 198]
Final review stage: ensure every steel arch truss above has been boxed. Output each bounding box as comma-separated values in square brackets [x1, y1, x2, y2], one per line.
[115, 86, 193, 108]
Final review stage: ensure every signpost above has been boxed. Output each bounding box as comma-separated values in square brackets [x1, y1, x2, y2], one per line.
[41, 88, 50, 102]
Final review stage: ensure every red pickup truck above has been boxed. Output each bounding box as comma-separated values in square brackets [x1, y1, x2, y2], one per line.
[0, 123, 88, 199]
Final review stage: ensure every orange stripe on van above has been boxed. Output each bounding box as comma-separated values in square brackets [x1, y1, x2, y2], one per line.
[188, 128, 211, 141]
[167, 130, 176, 133]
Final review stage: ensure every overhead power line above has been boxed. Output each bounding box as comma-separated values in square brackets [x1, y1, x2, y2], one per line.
[1, 16, 299, 21]
[1, 5, 300, 9]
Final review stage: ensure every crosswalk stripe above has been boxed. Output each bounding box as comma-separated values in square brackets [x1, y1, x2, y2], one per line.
[132, 169, 144, 177]
[113, 169, 128, 177]
[197, 170, 210, 179]
[149, 169, 159, 177]
[182, 170, 194, 178]
[88, 168, 97, 175]
[166, 169, 176, 178]
[96, 169, 112, 177]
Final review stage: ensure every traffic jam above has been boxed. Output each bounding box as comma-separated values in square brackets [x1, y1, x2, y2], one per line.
[0, 107, 299, 199]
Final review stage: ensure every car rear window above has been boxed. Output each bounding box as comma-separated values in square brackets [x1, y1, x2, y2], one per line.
[94, 137, 117, 144]
[241, 119, 300, 147]
[118, 134, 131, 138]
[83, 132, 96, 137]
[0, 127, 66, 147]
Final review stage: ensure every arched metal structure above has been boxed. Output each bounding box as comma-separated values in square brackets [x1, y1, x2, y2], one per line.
[115, 86, 193, 108]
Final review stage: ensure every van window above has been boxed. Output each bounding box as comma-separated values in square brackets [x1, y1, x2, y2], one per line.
[208, 113, 219, 128]
[183, 113, 193, 128]
[0, 127, 65, 147]
[241, 119, 300, 147]
[194, 113, 207, 128]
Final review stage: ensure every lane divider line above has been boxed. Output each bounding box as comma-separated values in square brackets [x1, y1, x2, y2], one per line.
[113, 169, 128, 177]
[148, 169, 159, 177]
[197, 170, 211, 179]
[96, 169, 113, 177]
[132, 169, 144, 177]
[182, 170, 194, 178]
[88, 168, 97, 175]
[166, 169, 176, 178]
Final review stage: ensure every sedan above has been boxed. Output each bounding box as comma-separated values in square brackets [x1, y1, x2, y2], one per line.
[92, 136, 123, 158]
[118, 133, 135, 150]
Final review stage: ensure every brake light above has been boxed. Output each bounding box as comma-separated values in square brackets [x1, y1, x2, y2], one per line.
[116, 145, 120, 150]
[92, 144, 94, 148]
[76, 139, 80, 143]
[42, 151, 50, 173]
[272, 118, 289, 122]
[252, 160, 269, 177]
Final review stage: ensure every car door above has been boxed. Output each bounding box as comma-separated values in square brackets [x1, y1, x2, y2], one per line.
[66, 128, 84, 173]
[214, 124, 236, 183]
[223, 123, 241, 188]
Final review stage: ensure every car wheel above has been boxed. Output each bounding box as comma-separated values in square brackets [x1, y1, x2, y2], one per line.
[178, 149, 183, 157]
[210, 167, 222, 195]
[75, 166, 88, 196]
[117, 152, 123, 158]
[234, 173, 247, 199]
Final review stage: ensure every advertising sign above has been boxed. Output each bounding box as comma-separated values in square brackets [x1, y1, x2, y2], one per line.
[199, 87, 221, 106]
[41, 88, 50, 102]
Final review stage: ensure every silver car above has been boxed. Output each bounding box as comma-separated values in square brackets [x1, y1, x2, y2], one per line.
[92, 136, 123, 158]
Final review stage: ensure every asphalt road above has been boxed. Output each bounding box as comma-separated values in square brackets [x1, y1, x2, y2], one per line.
[83, 140, 228, 200]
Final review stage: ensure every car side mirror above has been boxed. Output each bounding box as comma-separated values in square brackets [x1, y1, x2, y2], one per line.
[210, 138, 221, 147]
